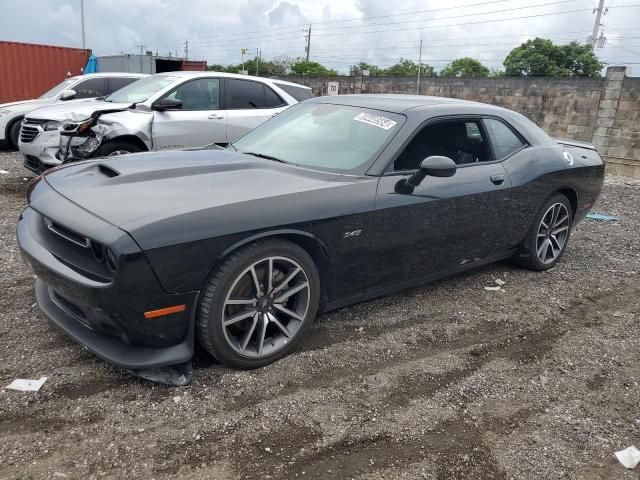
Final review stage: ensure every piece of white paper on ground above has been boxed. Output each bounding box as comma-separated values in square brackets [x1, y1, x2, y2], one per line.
[0, 170, 9, 174]
[615, 446, 640, 469]
[5, 377, 48, 392]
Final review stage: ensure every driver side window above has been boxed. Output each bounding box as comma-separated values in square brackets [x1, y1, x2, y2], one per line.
[393, 119, 491, 171]
[165, 78, 220, 110]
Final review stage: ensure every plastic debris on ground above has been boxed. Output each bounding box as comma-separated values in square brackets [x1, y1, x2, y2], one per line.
[484, 286, 502, 291]
[495, 278, 506, 286]
[131, 361, 193, 386]
[586, 213, 620, 222]
[615, 446, 640, 469]
[0, 170, 8, 174]
[5, 377, 48, 392]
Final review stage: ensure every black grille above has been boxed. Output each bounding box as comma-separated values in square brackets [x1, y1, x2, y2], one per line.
[20, 126, 39, 143]
[20, 118, 47, 144]
[50, 289, 86, 321]
[23, 155, 45, 174]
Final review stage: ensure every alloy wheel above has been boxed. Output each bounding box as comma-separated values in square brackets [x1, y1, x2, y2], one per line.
[221, 256, 310, 358]
[536, 203, 570, 264]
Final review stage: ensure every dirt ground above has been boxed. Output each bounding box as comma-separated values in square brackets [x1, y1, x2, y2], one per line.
[0, 149, 639, 480]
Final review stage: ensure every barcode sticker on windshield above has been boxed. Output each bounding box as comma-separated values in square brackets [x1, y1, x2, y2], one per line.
[353, 112, 397, 130]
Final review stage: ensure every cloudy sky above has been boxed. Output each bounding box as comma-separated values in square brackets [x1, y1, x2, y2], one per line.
[2, 0, 639, 73]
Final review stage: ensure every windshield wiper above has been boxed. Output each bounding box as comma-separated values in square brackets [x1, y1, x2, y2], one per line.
[243, 152, 287, 164]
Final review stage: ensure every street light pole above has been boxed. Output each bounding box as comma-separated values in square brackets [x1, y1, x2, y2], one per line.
[80, 0, 86, 49]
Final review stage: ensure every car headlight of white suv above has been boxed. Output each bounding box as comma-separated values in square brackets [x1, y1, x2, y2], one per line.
[43, 120, 62, 131]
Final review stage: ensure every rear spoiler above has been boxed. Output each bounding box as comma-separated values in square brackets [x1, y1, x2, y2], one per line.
[554, 137, 598, 151]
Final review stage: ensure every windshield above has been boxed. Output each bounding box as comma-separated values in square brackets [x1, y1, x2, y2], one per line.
[39, 79, 76, 99]
[104, 75, 178, 103]
[233, 103, 403, 171]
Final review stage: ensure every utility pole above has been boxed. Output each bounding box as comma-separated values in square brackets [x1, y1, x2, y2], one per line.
[241, 48, 247, 74]
[184, 40, 189, 60]
[304, 24, 312, 61]
[256, 48, 261, 76]
[416, 39, 423, 95]
[589, 0, 607, 47]
[80, 0, 86, 49]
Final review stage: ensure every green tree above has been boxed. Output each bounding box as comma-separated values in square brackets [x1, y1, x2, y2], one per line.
[503, 38, 603, 77]
[440, 57, 490, 77]
[290, 60, 337, 76]
[207, 64, 231, 72]
[349, 62, 384, 76]
[383, 58, 435, 77]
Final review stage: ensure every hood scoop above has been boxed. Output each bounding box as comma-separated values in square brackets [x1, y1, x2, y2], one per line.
[97, 164, 120, 178]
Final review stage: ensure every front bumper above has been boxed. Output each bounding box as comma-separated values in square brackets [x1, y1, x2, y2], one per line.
[34, 279, 194, 369]
[17, 188, 198, 369]
[19, 129, 62, 168]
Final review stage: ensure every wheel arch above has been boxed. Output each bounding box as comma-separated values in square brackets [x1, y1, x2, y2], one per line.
[104, 134, 149, 152]
[5, 115, 24, 147]
[213, 230, 332, 310]
[553, 186, 578, 219]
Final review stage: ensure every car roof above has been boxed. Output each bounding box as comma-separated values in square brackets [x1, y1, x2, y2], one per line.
[159, 71, 311, 89]
[308, 94, 482, 114]
[66, 73, 147, 82]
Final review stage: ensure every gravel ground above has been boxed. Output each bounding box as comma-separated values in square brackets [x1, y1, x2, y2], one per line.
[1, 149, 639, 480]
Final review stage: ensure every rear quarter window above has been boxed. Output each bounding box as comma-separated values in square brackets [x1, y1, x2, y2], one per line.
[484, 118, 526, 159]
[275, 83, 314, 102]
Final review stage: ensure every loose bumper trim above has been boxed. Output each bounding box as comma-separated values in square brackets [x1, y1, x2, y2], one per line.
[35, 278, 194, 369]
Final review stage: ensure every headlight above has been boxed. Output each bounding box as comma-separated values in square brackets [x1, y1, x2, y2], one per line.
[0, 109, 11, 117]
[43, 120, 61, 131]
[61, 118, 95, 135]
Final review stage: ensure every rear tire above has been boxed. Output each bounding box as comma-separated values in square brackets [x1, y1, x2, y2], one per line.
[197, 239, 320, 369]
[514, 193, 573, 271]
[93, 139, 142, 158]
[8, 118, 22, 149]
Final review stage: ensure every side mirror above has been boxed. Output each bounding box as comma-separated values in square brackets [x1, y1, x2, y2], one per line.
[395, 156, 456, 194]
[59, 89, 77, 101]
[418, 155, 457, 178]
[153, 98, 183, 111]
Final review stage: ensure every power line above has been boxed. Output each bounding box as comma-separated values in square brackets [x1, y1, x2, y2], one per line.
[171, 8, 600, 50]
[156, 0, 618, 50]
[313, 0, 584, 33]
[149, 0, 514, 48]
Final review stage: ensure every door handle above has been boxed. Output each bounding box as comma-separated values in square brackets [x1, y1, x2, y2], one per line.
[490, 174, 505, 185]
[208, 114, 224, 120]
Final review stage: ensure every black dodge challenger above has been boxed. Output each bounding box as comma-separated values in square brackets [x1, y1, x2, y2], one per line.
[18, 95, 604, 372]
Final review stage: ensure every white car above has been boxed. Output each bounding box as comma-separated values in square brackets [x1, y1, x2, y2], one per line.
[0, 73, 145, 149]
[19, 72, 313, 173]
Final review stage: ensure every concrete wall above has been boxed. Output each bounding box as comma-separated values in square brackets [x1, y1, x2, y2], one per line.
[283, 67, 640, 177]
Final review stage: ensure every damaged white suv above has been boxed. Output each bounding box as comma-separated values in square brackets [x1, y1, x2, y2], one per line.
[20, 71, 313, 173]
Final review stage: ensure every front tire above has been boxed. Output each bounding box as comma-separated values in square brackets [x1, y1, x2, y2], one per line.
[514, 193, 573, 271]
[197, 239, 320, 369]
[93, 139, 142, 157]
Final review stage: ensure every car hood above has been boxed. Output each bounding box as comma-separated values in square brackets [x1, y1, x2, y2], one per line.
[0, 98, 55, 114]
[42, 149, 360, 247]
[26, 99, 135, 121]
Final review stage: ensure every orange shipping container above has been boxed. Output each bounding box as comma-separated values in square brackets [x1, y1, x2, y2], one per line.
[0, 41, 91, 103]
[181, 60, 207, 71]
